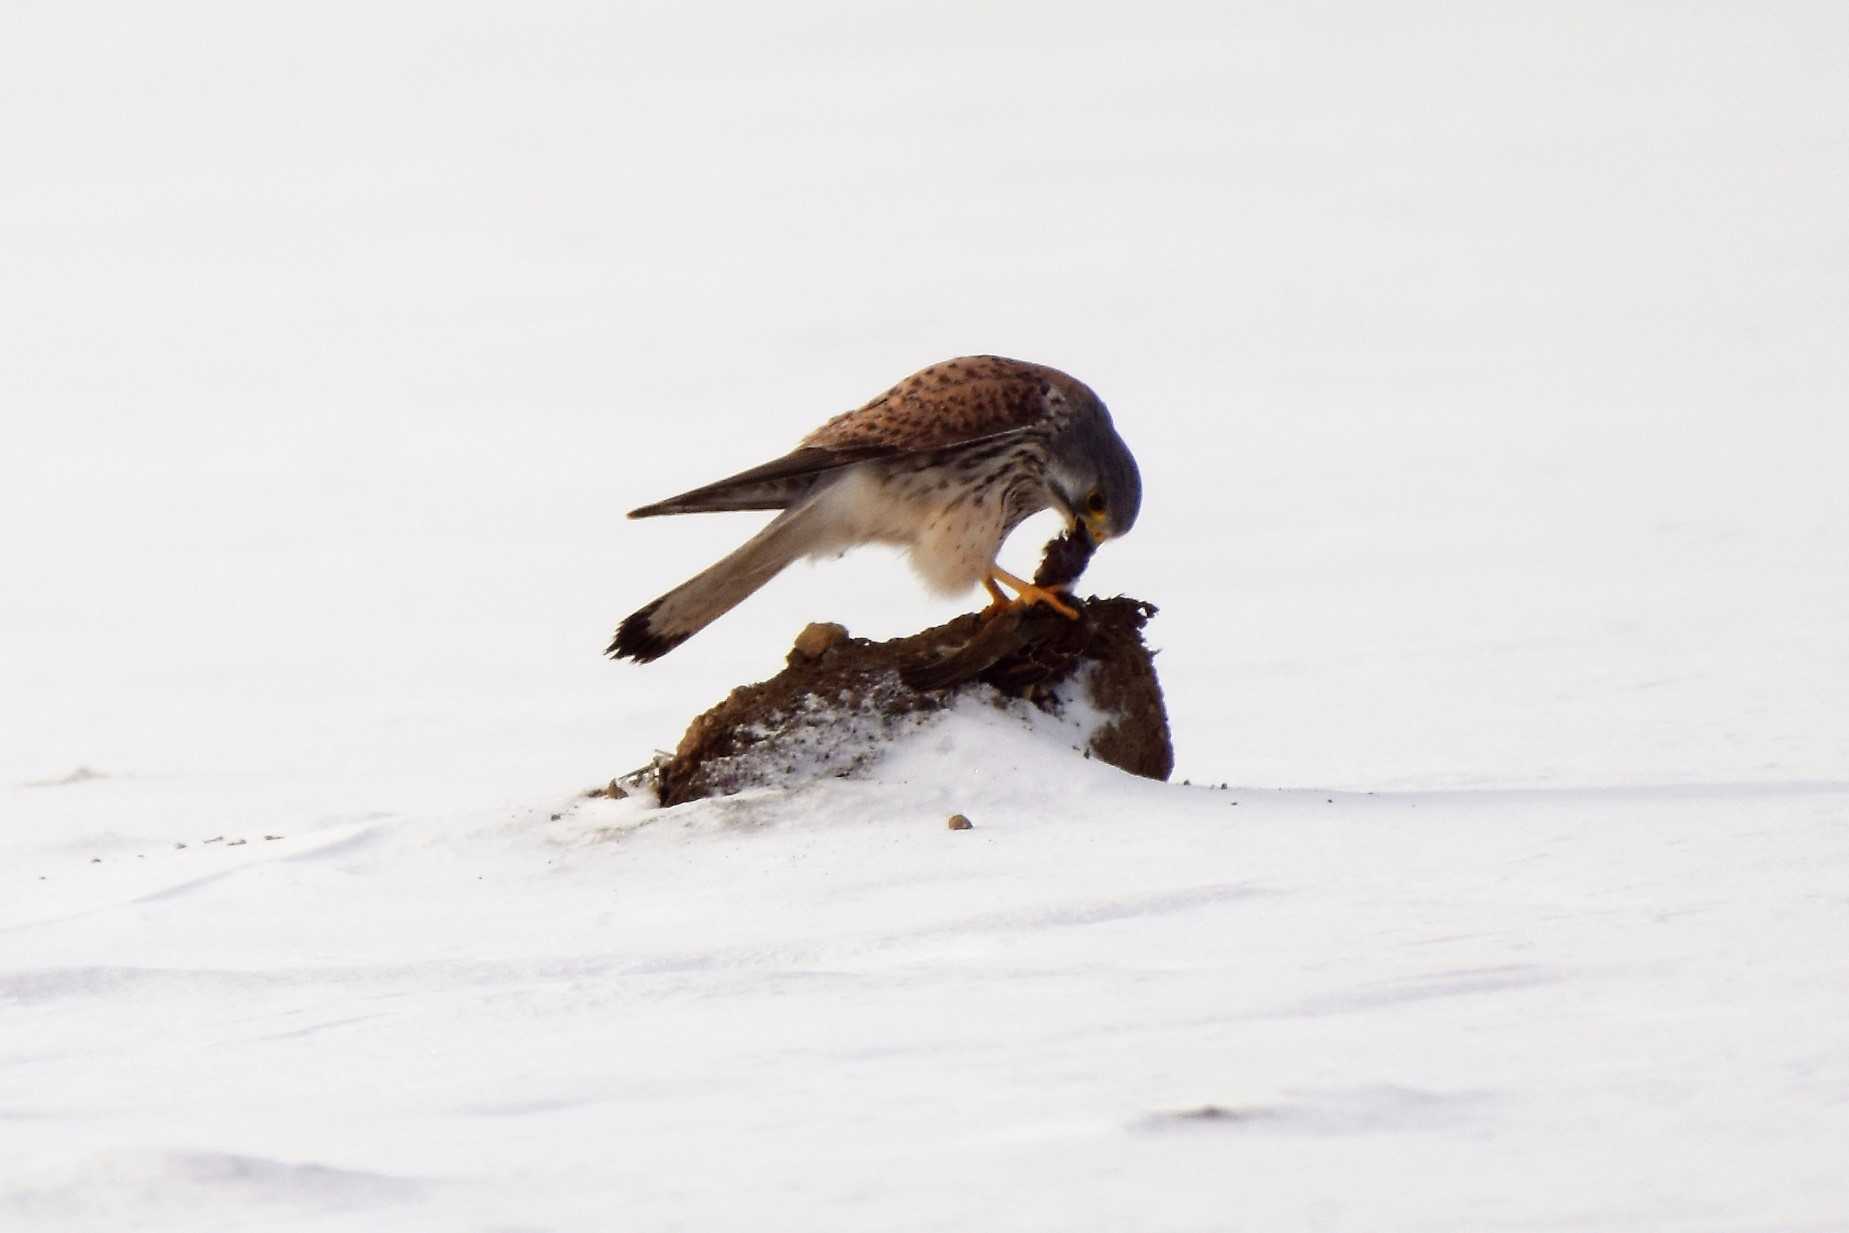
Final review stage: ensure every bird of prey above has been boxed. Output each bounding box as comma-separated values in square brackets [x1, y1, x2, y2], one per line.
[607, 355, 1141, 663]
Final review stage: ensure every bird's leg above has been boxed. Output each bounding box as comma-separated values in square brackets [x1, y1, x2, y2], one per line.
[978, 575, 1012, 620]
[985, 565, 1080, 621]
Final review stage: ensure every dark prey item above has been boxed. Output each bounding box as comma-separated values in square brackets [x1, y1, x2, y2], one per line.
[1034, 525, 1096, 590]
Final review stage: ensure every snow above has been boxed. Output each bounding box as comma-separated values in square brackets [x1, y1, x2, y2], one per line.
[4, 2, 1849, 1230]
[9, 712, 1849, 1231]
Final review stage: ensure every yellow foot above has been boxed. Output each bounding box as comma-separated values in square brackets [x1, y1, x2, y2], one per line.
[978, 575, 1012, 621]
[984, 566, 1080, 621]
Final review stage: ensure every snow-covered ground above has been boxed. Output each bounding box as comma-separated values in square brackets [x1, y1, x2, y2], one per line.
[5, 4, 1847, 1230]
[10, 706, 1849, 1232]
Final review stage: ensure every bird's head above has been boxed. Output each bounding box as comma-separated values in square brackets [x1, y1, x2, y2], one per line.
[1046, 392, 1142, 546]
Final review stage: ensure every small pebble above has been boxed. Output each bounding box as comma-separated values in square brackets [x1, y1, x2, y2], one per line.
[947, 813, 973, 831]
[789, 621, 849, 662]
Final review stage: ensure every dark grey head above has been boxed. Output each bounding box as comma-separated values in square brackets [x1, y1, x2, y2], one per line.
[1044, 386, 1142, 545]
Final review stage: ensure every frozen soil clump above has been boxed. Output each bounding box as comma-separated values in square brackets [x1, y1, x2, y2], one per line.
[651, 593, 1172, 806]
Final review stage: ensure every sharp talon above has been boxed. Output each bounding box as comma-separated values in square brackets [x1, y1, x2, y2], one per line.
[1017, 585, 1080, 620]
[983, 567, 1081, 621]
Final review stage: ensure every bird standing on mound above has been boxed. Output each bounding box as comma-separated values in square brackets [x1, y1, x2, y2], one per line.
[608, 355, 1141, 663]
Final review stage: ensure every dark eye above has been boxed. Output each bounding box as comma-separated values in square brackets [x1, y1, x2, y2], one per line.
[1086, 490, 1107, 514]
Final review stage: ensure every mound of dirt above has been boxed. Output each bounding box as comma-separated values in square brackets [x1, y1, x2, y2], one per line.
[650, 592, 1172, 807]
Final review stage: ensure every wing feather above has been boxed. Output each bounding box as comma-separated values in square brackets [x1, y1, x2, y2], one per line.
[627, 445, 892, 518]
[628, 356, 1075, 518]
[801, 356, 1068, 452]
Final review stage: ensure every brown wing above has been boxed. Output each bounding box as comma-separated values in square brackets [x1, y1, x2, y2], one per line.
[801, 355, 1075, 452]
[630, 356, 1079, 519]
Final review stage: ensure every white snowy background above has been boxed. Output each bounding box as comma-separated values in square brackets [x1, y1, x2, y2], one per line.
[4, 3, 1847, 1230]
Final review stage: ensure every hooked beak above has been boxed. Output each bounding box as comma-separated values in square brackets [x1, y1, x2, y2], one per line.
[1057, 491, 1113, 545]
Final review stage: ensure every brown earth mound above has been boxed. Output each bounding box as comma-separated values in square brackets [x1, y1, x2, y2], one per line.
[650, 591, 1172, 807]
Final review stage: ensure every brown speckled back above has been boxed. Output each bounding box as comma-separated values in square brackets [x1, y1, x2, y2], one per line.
[802, 355, 1094, 453]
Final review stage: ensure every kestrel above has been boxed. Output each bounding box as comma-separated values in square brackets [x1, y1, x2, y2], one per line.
[608, 355, 1141, 663]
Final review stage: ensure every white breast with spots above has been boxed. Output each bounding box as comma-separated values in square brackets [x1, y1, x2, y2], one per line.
[801, 462, 1029, 597]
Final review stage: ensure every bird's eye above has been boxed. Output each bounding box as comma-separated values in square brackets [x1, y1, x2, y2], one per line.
[1085, 490, 1107, 514]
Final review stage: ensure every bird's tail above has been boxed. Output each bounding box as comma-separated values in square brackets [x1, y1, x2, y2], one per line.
[608, 503, 819, 662]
